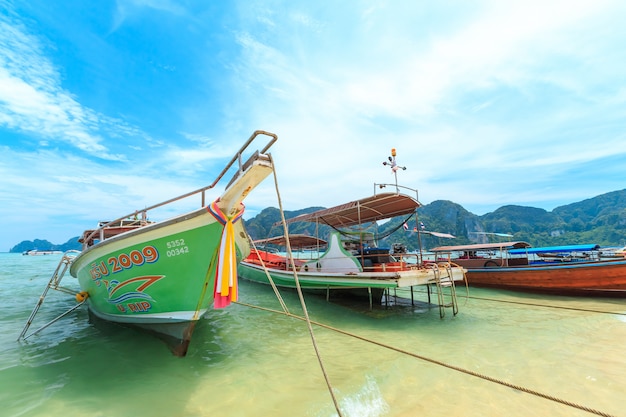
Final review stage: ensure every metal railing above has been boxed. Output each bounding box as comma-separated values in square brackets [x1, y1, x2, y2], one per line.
[80, 130, 277, 248]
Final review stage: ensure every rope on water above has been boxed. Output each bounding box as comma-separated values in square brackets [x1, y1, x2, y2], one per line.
[402, 287, 626, 316]
[235, 301, 618, 417]
[266, 154, 344, 417]
[467, 294, 626, 316]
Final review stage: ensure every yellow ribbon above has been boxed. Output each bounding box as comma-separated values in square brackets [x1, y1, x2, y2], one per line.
[208, 199, 244, 309]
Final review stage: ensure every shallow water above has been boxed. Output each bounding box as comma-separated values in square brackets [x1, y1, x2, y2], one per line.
[1, 253, 624, 417]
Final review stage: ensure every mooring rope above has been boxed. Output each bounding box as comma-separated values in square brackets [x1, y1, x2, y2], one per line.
[247, 236, 290, 314]
[466, 294, 626, 316]
[235, 301, 617, 417]
[266, 154, 344, 417]
[250, 156, 619, 417]
[399, 288, 626, 316]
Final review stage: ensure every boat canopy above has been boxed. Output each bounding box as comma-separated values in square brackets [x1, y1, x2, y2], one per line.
[282, 192, 420, 228]
[252, 234, 327, 249]
[508, 244, 600, 255]
[431, 241, 531, 252]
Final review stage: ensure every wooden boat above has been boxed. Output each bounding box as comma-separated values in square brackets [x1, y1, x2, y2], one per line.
[67, 130, 278, 356]
[22, 250, 63, 255]
[599, 246, 626, 258]
[239, 191, 467, 309]
[431, 242, 626, 297]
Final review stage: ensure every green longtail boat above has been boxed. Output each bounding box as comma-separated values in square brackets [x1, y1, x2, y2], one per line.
[68, 130, 277, 356]
[239, 148, 467, 315]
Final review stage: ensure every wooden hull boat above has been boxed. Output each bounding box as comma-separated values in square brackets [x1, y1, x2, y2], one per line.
[68, 131, 277, 355]
[432, 242, 626, 297]
[459, 260, 626, 296]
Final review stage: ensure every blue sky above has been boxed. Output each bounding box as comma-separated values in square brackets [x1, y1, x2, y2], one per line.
[1, 0, 626, 251]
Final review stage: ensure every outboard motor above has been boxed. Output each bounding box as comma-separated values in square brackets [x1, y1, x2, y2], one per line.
[392, 243, 407, 254]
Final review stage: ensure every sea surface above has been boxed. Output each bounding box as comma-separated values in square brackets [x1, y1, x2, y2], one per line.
[1, 252, 625, 417]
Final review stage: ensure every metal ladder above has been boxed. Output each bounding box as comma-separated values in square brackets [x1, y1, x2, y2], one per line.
[430, 262, 459, 318]
[18, 250, 86, 341]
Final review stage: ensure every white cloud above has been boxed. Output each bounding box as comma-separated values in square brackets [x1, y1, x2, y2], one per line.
[0, 14, 127, 160]
[112, 0, 189, 32]
[2, 0, 626, 250]
[225, 0, 626, 217]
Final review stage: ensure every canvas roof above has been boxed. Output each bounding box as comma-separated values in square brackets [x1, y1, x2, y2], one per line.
[282, 192, 420, 228]
[252, 234, 327, 248]
[509, 244, 599, 255]
[430, 241, 531, 252]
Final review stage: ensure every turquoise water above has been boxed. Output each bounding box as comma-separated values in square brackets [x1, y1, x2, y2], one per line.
[1, 252, 625, 417]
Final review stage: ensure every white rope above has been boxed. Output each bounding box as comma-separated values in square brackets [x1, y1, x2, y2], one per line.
[247, 235, 290, 314]
[267, 154, 344, 417]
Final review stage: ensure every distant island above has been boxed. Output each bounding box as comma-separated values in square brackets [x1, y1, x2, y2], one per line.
[10, 188, 626, 253]
[243, 188, 626, 250]
[10, 237, 81, 254]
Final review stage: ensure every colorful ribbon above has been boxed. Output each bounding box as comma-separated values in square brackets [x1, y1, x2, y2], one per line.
[207, 199, 245, 309]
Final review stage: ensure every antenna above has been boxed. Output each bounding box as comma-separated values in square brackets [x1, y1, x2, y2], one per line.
[382, 148, 406, 193]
